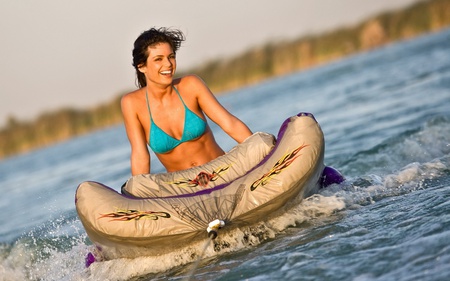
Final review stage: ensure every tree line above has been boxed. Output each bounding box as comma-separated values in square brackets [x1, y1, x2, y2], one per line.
[196, 0, 450, 93]
[1, 0, 450, 159]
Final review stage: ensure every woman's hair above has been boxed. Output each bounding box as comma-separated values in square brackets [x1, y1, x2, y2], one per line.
[132, 27, 185, 88]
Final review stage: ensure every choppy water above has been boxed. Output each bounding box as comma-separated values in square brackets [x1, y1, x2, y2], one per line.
[1, 28, 449, 281]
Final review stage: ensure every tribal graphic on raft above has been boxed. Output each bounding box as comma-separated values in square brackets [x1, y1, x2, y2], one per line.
[99, 209, 170, 222]
[251, 144, 308, 191]
[97, 146, 306, 222]
[166, 165, 231, 188]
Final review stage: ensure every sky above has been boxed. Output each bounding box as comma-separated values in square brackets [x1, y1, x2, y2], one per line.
[0, 0, 421, 127]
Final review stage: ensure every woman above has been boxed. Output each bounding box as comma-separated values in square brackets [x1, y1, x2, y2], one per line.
[121, 27, 253, 175]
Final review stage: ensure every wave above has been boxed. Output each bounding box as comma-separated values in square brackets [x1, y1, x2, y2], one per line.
[330, 114, 450, 209]
[339, 114, 450, 176]
[0, 214, 87, 281]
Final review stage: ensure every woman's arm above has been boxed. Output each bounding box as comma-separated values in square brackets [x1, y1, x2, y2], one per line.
[184, 75, 253, 143]
[121, 94, 151, 175]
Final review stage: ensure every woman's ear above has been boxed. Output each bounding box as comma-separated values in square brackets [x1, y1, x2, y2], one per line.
[137, 63, 147, 74]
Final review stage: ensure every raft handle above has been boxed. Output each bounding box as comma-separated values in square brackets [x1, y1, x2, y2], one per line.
[207, 219, 225, 239]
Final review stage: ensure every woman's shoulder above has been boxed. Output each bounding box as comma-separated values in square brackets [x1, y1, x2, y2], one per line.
[176, 74, 209, 93]
[121, 88, 145, 109]
[123, 88, 145, 99]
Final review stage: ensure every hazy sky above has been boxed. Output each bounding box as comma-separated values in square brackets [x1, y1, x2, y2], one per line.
[0, 0, 421, 126]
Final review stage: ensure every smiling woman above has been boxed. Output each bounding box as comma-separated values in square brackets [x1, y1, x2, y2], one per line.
[120, 27, 253, 176]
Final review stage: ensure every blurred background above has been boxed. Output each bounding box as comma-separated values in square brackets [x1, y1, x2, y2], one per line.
[1, 0, 448, 159]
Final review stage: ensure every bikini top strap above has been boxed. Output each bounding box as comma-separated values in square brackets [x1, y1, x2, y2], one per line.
[172, 86, 187, 108]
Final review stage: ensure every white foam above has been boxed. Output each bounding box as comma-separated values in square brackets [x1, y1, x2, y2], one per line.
[0, 243, 29, 281]
[323, 156, 449, 210]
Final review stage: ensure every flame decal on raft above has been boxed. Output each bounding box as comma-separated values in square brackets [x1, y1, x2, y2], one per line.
[167, 165, 231, 188]
[250, 144, 308, 191]
[99, 209, 171, 221]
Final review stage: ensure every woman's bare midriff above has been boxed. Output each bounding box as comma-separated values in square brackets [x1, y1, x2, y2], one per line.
[156, 130, 225, 172]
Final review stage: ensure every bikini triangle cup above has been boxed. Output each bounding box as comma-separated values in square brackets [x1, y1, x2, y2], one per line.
[145, 87, 206, 154]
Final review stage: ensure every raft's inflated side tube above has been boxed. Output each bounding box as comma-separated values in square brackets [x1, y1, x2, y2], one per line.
[123, 132, 276, 197]
[75, 113, 325, 260]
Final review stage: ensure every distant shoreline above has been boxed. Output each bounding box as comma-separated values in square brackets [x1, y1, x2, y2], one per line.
[1, 0, 450, 160]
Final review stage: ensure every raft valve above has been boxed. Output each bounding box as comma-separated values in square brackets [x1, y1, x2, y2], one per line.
[207, 219, 225, 239]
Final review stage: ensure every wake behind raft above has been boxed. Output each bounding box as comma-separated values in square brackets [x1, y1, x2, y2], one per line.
[75, 112, 344, 266]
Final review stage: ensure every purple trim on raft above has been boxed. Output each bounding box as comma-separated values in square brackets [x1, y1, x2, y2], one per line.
[85, 252, 96, 268]
[239, 112, 315, 175]
[320, 166, 345, 187]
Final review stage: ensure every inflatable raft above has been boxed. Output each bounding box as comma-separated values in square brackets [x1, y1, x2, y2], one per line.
[75, 112, 342, 262]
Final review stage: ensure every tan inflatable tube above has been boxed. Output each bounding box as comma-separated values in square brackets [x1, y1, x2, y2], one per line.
[75, 113, 324, 260]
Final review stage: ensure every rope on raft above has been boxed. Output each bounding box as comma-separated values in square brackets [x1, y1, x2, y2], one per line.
[184, 219, 226, 281]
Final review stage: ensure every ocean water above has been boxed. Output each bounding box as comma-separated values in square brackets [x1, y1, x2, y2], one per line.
[1, 28, 449, 281]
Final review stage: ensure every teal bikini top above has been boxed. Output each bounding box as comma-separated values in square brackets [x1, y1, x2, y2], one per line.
[146, 87, 206, 154]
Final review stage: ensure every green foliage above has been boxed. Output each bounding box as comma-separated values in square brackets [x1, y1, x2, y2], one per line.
[0, 96, 123, 159]
[1, 0, 450, 159]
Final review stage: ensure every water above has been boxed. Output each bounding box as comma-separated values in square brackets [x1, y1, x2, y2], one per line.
[1, 28, 449, 281]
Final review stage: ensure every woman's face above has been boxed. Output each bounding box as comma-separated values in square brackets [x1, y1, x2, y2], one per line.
[139, 42, 177, 85]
